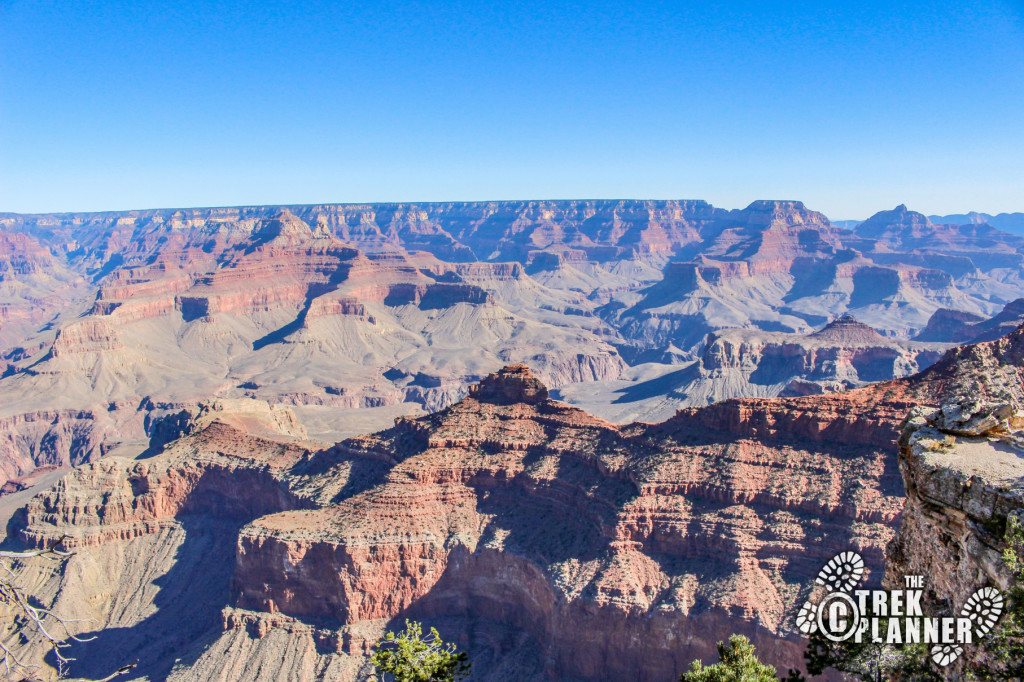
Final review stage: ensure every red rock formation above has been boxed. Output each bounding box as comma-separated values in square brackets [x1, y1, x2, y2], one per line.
[0, 402, 145, 488]
[860, 204, 1024, 261]
[223, 366, 942, 678]
[0, 231, 55, 278]
[46, 319, 124, 358]
[913, 308, 989, 342]
[690, 318, 949, 400]
[467, 363, 549, 403]
[14, 361, 962, 679]
[917, 298, 1024, 344]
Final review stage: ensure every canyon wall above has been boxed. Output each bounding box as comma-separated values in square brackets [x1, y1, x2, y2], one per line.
[5, 362, 956, 680]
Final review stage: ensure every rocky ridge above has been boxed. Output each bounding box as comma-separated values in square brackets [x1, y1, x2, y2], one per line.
[556, 316, 951, 423]
[876, 325, 1024, 674]
[6, 356, 967, 680]
[696, 315, 948, 398]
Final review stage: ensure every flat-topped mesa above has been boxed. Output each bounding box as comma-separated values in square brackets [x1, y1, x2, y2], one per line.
[810, 314, 887, 345]
[467, 364, 549, 405]
[737, 199, 832, 230]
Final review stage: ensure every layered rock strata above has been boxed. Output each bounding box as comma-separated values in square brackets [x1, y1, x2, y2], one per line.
[884, 328, 1024, 673]
[11, 360, 964, 680]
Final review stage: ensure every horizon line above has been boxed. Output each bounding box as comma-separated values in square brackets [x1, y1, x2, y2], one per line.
[4, 198, 1018, 222]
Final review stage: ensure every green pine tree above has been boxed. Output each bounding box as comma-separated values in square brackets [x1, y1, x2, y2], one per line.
[370, 620, 471, 682]
[680, 634, 778, 682]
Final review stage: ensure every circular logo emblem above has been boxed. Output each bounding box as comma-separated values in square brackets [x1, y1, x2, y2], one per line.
[816, 592, 860, 642]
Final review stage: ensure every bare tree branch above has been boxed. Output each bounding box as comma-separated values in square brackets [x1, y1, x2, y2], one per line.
[0, 535, 74, 561]
[0, 535, 136, 680]
[65, 660, 138, 682]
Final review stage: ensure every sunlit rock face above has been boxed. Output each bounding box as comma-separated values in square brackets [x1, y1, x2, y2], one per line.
[886, 326, 1024, 674]
[3, 200, 1024, 678]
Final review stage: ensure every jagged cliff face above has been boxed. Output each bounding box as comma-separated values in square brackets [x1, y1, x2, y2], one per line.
[0, 209, 632, 486]
[5, 363, 956, 681]
[859, 205, 1024, 263]
[916, 298, 1024, 344]
[887, 329, 1024, 590]
[887, 400, 1024, 630]
[0, 200, 1022, 680]
[555, 316, 952, 424]
[868, 325, 1024, 675]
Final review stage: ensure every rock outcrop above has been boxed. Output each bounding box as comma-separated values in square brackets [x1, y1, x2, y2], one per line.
[887, 400, 1024, 598]
[3, 197, 1024, 548]
[915, 308, 990, 343]
[917, 298, 1024, 344]
[5, 197, 1024, 682]
[885, 327, 1024, 673]
[466, 363, 549, 403]
[0, 403, 146, 489]
[628, 316, 950, 408]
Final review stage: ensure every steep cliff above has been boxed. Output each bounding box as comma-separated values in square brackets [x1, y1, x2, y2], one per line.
[885, 327, 1024, 674]
[4, 197, 1023, 488]
[916, 298, 1024, 344]
[694, 316, 948, 399]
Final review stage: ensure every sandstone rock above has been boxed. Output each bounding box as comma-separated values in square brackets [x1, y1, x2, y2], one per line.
[917, 299, 1024, 344]
[809, 314, 887, 344]
[932, 398, 1016, 437]
[627, 317, 949, 409]
[146, 398, 308, 451]
[9, 360, 955, 680]
[915, 308, 989, 342]
[468, 364, 550, 404]
[4, 199, 1024, 679]
[3, 197, 1022, 484]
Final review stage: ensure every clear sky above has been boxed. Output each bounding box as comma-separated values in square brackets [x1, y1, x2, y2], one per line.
[1, 0, 1022, 219]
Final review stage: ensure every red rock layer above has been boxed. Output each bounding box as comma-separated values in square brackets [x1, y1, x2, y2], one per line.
[22, 366, 963, 681]
[11, 353, 977, 678]
[0, 231, 55, 277]
[224, 366, 933, 678]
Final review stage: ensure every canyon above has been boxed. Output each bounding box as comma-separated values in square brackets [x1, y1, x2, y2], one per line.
[6, 324, 1023, 680]
[0, 362, 929, 680]
[2, 199, 1024, 679]
[2, 200, 1023, 488]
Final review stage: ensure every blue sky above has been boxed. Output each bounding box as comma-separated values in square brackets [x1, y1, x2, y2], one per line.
[1, 1, 1022, 218]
